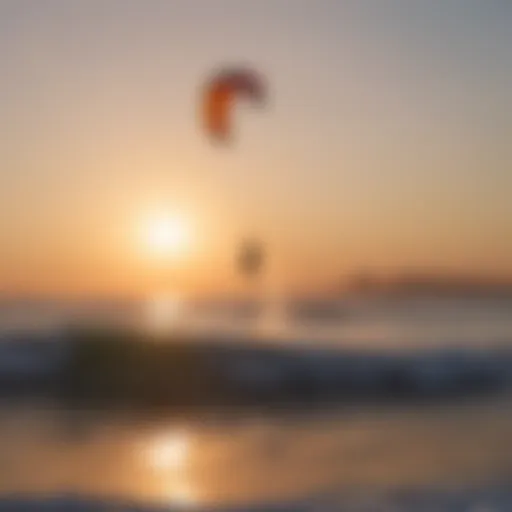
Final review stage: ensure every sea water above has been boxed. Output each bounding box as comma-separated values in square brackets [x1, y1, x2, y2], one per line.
[0, 296, 511, 510]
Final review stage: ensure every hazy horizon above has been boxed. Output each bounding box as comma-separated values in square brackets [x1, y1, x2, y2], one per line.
[0, 0, 510, 297]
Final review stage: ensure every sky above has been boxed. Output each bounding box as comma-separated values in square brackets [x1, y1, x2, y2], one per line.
[0, 0, 510, 297]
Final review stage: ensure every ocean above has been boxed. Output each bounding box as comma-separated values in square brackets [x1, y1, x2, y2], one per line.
[2, 295, 512, 347]
[0, 295, 511, 510]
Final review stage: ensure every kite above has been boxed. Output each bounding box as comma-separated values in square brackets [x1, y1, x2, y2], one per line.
[202, 67, 266, 142]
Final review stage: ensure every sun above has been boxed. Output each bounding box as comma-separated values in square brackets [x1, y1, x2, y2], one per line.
[143, 213, 191, 258]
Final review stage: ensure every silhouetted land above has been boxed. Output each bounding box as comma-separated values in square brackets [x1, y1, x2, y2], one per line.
[345, 273, 512, 298]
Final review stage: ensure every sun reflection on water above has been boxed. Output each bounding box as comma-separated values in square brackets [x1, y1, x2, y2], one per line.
[146, 430, 190, 471]
[143, 429, 199, 507]
[145, 293, 184, 333]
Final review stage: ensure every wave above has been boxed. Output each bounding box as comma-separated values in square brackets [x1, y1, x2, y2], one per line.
[0, 328, 511, 407]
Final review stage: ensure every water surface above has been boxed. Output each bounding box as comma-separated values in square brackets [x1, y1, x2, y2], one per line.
[1, 397, 511, 509]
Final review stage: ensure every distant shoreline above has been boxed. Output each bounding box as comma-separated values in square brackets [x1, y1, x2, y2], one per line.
[343, 273, 512, 299]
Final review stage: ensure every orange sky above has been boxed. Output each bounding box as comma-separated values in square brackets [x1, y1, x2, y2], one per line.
[0, 1, 510, 298]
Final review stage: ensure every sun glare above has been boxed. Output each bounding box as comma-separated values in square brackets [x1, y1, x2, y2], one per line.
[143, 214, 191, 258]
[147, 430, 191, 471]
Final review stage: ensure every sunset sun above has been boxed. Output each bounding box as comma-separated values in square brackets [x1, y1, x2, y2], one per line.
[142, 213, 191, 259]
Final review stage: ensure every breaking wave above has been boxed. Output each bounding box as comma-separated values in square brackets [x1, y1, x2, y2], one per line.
[0, 327, 510, 407]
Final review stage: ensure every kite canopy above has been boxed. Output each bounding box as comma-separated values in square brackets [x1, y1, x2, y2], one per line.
[202, 67, 266, 142]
